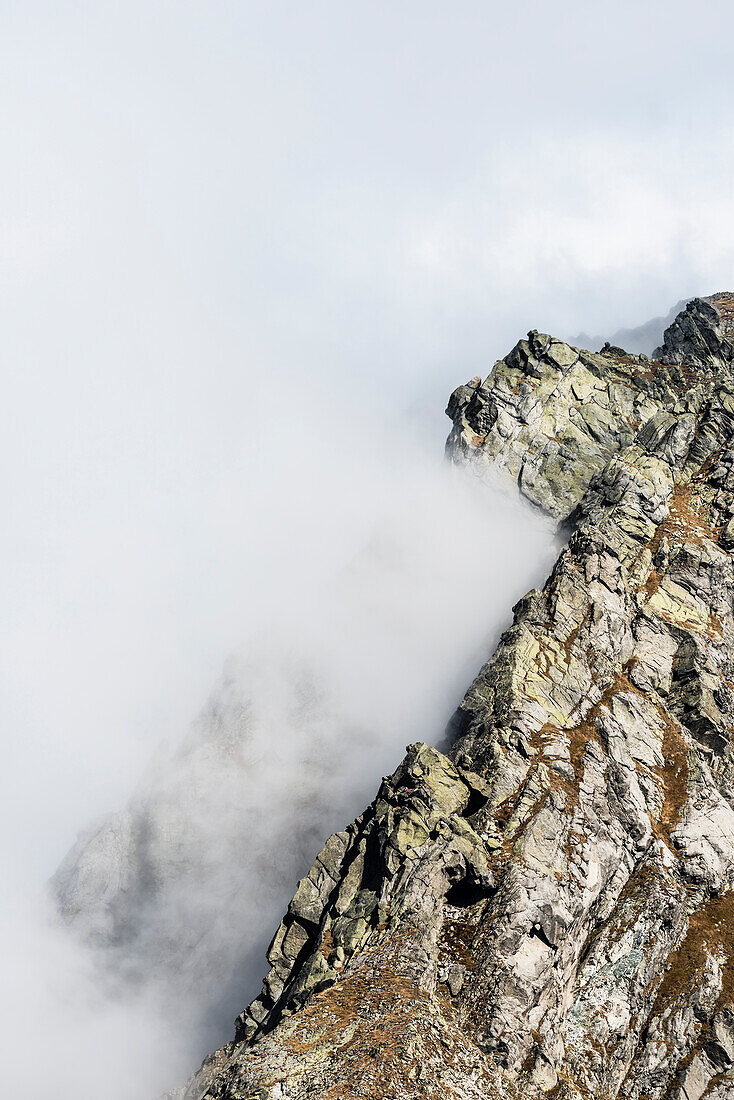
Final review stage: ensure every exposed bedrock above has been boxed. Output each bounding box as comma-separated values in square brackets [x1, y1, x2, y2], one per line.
[163, 296, 734, 1097]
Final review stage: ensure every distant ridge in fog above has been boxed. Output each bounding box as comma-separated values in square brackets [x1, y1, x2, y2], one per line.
[570, 297, 690, 355]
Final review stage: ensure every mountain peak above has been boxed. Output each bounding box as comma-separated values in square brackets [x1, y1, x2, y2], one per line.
[653, 292, 734, 370]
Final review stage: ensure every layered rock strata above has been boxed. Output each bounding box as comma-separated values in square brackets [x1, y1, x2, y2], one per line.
[180, 295, 734, 1098]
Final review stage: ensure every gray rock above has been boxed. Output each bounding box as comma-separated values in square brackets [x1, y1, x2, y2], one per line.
[653, 293, 734, 374]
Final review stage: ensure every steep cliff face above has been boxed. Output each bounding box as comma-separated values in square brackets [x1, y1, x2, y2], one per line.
[170, 294, 734, 1100]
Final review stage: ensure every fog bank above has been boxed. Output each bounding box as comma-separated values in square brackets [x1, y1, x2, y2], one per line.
[8, 410, 557, 1098]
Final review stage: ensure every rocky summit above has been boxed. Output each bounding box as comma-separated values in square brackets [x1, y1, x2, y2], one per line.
[173, 294, 734, 1098]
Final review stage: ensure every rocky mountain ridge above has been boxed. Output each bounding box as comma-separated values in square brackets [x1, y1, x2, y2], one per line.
[94, 294, 734, 1098]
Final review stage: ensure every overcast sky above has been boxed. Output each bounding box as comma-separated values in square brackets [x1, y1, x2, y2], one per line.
[2, 0, 734, 884]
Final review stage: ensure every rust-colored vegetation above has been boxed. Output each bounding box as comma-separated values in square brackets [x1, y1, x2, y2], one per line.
[440, 918, 479, 973]
[648, 483, 717, 559]
[278, 934, 508, 1100]
[650, 702, 690, 841]
[653, 891, 734, 1015]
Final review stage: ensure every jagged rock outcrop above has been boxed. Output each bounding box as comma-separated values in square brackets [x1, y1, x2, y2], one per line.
[175, 295, 734, 1098]
[654, 293, 734, 374]
[445, 294, 734, 521]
